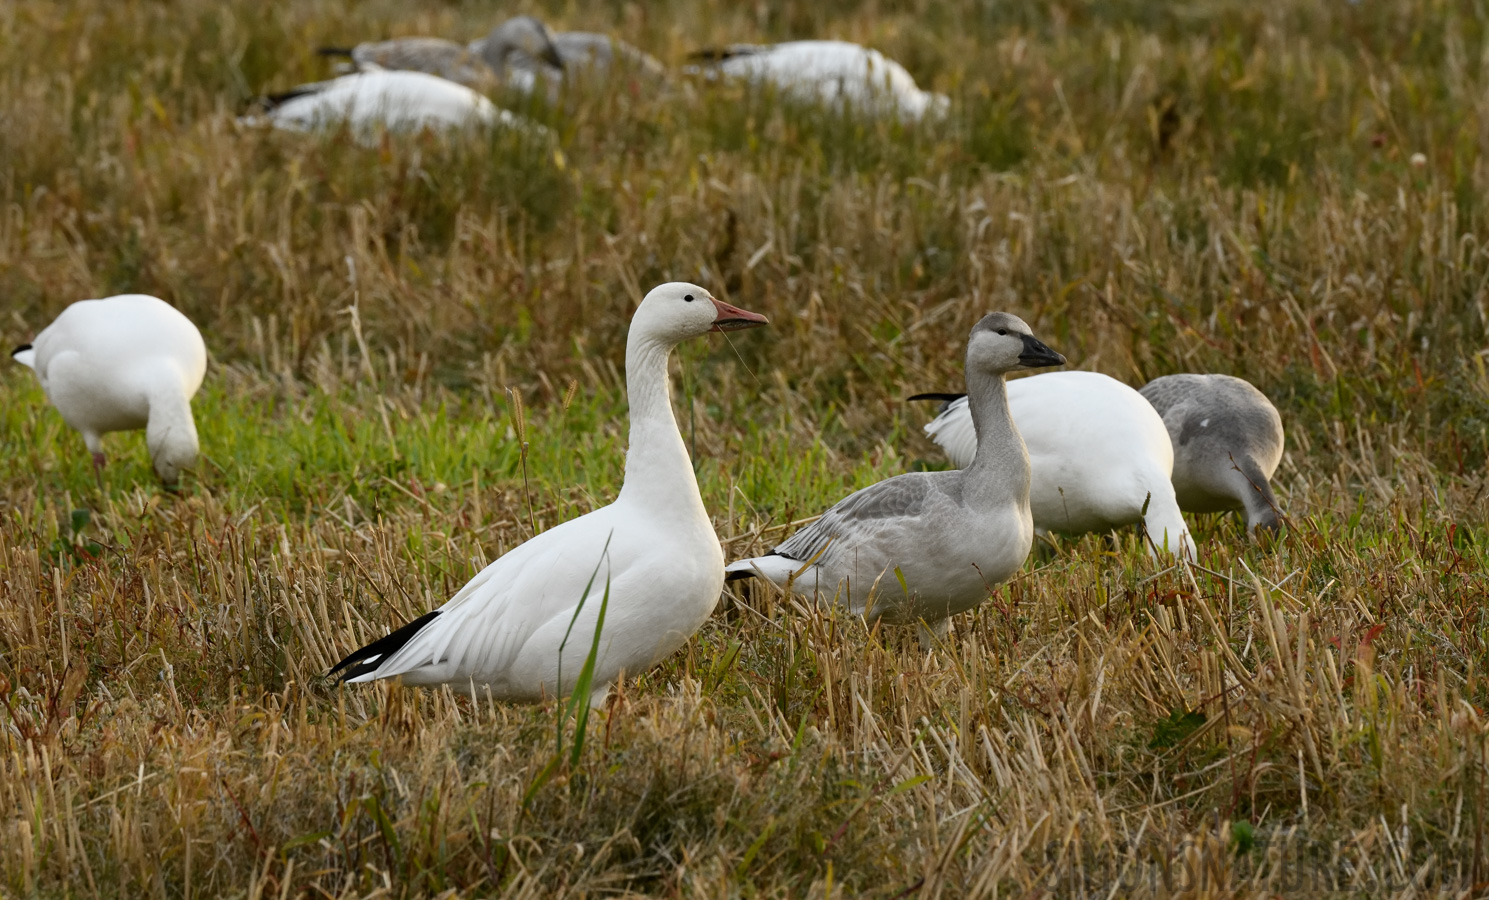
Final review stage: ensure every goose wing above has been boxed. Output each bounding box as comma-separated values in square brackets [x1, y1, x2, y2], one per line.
[773, 471, 937, 565]
[334, 510, 627, 686]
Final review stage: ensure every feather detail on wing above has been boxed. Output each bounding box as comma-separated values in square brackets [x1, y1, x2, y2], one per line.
[772, 473, 935, 565]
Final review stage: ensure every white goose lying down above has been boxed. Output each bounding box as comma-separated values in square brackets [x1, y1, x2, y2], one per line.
[12, 294, 207, 485]
[247, 70, 534, 137]
[913, 371, 1193, 559]
[331, 284, 769, 704]
[687, 40, 949, 121]
[1140, 374, 1284, 532]
[726, 313, 1064, 647]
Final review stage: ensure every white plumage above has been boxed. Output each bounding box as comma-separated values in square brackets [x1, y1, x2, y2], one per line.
[12, 294, 207, 485]
[688, 40, 949, 121]
[919, 371, 1193, 559]
[726, 313, 1064, 646]
[246, 70, 532, 138]
[331, 283, 769, 705]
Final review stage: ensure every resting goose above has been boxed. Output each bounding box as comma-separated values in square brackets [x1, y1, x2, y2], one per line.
[503, 31, 669, 96]
[1139, 374, 1284, 532]
[330, 283, 769, 704]
[317, 16, 565, 90]
[247, 70, 533, 138]
[914, 371, 1193, 559]
[725, 313, 1063, 646]
[687, 40, 949, 121]
[11, 294, 207, 485]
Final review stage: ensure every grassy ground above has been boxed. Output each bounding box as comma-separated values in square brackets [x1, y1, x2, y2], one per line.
[3, 0, 1489, 895]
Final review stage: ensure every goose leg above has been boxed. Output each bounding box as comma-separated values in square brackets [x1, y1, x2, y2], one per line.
[917, 617, 950, 651]
[91, 451, 107, 492]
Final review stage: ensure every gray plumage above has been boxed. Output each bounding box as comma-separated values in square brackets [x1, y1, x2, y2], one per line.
[726, 312, 1065, 645]
[1139, 374, 1284, 531]
[320, 16, 564, 90]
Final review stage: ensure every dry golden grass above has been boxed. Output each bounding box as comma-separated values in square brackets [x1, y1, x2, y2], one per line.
[3, 0, 1489, 896]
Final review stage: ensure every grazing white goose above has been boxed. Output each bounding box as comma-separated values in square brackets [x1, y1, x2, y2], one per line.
[725, 313, 1063, 646]
[317, 16, 565, 90]
[1139, 374, 1284, 532]
[11, 294, 207, 485]
[247, 70, 533, 137]
[687, 40, 949, 121]
[330, 283, 769, 704]
[913, 371, 1194, 559]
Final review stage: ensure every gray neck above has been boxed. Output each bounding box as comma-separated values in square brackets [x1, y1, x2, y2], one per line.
[962, 368, 1030, 502]
[615, 334, 708, 518]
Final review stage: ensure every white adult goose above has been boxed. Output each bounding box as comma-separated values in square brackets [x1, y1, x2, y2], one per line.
[317, 16, 565, 90]
[248, 70, 533, 137]
[687, 40, 949, 121]
[11, 294, 207, 485]
[913, 371, 1193, 559]
[331, 283, 769, 704]
[1139, 374, 1284, 532]
[725, 313, 1063, 646]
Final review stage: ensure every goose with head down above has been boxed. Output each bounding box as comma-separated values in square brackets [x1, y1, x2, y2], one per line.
[12, 294, 206, 486]
[1139, 374, 1284, 533]
[330, 283, 769, 706]
[725, 313, 1063, 646]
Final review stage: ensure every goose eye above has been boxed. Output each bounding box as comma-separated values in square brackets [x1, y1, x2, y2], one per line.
[684, 294, 694, 302]
[996, 328, 1008, 335]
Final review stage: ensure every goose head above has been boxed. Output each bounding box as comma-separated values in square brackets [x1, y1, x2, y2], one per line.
[148, 422, 199, 486]
[966, 312, 1065, 376]
[477, 15, 564, 71]
[632, 282, 769, 346]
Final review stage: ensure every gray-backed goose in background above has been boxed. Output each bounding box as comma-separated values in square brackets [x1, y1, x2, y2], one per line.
[317, 16, 565, 90]
[726, 313, 1064, 646]
[914, 371, 1193, 559]
[1139, 374, 1284, 532]
[12, 294, 207, 486]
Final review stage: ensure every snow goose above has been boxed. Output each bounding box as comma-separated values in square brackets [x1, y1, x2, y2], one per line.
[687, 40, 949, 121]
[913, 371, 1193, 559]
[503, 31, 668, 94]
[725, 313, 1063, 646]
[1139, 374, 1284, 532]
[247, 70, 534, 138]
[330, 283, 769, 704]
[317, 16, 565, 90]
[11, 294, 207, 486]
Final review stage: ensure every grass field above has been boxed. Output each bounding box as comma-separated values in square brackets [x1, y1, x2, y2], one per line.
[4, 0, 1489, 895]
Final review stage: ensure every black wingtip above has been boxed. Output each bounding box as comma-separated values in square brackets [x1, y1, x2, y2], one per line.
[907, 392, 966, 403]
[11, 343, 31, 357]
[687, 46, 751, 63]
[316, 46, 355, 57]
[329, 610, 442, 682]
[725, 569, 757, 582]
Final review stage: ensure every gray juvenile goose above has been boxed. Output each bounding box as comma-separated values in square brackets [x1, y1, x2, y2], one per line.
[318, 16, 564, 90]
[1139, 374, 1284, 532]
[726, 313, 1064, 646]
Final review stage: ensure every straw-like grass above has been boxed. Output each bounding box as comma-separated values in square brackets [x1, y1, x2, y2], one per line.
[3, 0, 1489, 895]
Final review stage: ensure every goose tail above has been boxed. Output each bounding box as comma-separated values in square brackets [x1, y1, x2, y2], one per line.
[330, 611, 443, 683]
[11, 344, 35, 369]
[316, 46, 355, 58]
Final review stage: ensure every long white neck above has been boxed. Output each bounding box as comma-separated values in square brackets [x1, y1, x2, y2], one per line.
[615, 333, 708, 519]
[145, 373, 200, 481]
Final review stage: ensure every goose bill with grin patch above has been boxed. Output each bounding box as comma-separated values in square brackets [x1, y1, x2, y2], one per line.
[709, 298, 770, 332]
